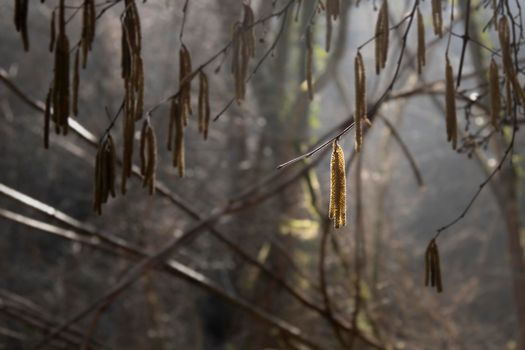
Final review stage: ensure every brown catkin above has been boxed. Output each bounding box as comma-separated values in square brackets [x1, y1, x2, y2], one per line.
[172, 98, 185, 177]
[145, 124, 157, 194]
[445, 56, 457, 150]
[49, 10, 55, 53]
[329, 141, 346, 229]
[375, 0, 389, 75]
[139, 119, 148, 175]
[179, 44, 193, 125]
[231, 3, 255, 105]
[498, 16, 525, 106]
[489, 59, 500, 131]
[306, 27, 314, 100]
[431, 0, 443, 38]
[417, 8, 426, 74]
[198, 71, 210, 140]
[354, 52, 366, 152]
[93, 135, 117, 214]
[424, 240, 443, 293]
[14, 0, 29, 51]
[52, 0, 70, 135]
[44, 88, 52, 149]
[73, 48, 80, 116]
[81, 0, 96, 68]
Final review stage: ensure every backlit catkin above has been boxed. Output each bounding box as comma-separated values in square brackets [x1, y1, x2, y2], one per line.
[329, 141, 346, 229]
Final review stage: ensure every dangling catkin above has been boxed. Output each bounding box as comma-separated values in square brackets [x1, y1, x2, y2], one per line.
[139, 119, 156, 194]
[198, 71, 210, 140]
[424, 239, 443, 293]
[354, 52, 366, 152]
[179, 44, 193, 126]
[49, 10, 55, 53]
[375, 0, 389, 75]
[489, 59, 500, 131]
[52, 0, 70, 135]
[231, 2, 255, 105]
[81, 0, 96, 68]
[417, 8, 426, 74]
[44, 88, 52, 149]
[431, 0, 443, 38]
[171, 98, 185, 178]
[445, 56, 457, 150]
[325, 0, 340, 52]
[73, 48, 80, 116]
[14, 0, 29, 51]
[93, 135, 117, 215]
[306, 27, 314, 100]
[329, 141, 346, 229]
[498, 16, 525, 106]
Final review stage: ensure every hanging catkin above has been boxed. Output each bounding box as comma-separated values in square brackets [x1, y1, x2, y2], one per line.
[14, 0, 29, 51]
[424, 239, 443, 293]
[329, 141, 346, 229]
[445, 56, 457, 150]
[73, 48, 80, 116]
[325, 0, 340, 52]
[51, 0, 70, 135]
[489, 59, 500, 131]
[81, 0, 96, 68]
[171, 98, 185, 178]
[305, 27, 314, 100]
[231, 2, 255, 105]
[354, 52, 366, 152]
[498, 16, 525, 106]
[139, 119, 157, 195]
[49, 10, 55, 53]
[120, 0, 144, 194]
[93, 135, 117, 215]
[375, 0, 389, 75]
[431, 0, 443, 38]
[179, 44, 193, 126]
[198, 71, 210, 140]
[44, 88, 52, 149]
[417, 8, 426, 74]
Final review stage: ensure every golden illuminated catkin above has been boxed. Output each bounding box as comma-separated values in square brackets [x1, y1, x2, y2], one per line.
[198, 71, 210, 140]
[445, 56, 457, 150]
[73, 48, 80, 116]
[81, 0, 96, 68]
[14, 0, 29, 51]
[431, 0, 443, 38]
[305, 27, 314, 100]
[354, 52, 366, 152]
[417, 8, 426, 74]
[424, 239, 443, 293]
[329, 141, 346, 229]
[375, 0, 389, 75]
[52, 0, 70, 135]
[489, 59, 501, 131]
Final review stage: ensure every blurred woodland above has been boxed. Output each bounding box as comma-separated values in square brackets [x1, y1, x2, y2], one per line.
[0, 0, 524, 349]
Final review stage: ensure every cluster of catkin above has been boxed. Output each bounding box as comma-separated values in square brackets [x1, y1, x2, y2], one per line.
[121, 0, 144, 194]
[140, 119, 157, 195]
[424, 239, 443, 293]
[231, 3, 255, 104]
[93, 135, 117, 215]
[374, 0, 389, 75]
[329, 141, 347, 229]
[14, 0, 29, 51]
